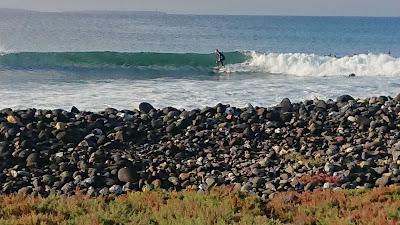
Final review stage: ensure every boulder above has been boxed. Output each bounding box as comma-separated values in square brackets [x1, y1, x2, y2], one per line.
[117, 167, 138, 183]
[139, 102, 154, 114]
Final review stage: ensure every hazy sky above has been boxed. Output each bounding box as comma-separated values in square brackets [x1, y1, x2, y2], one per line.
[1, 0, 399, 16]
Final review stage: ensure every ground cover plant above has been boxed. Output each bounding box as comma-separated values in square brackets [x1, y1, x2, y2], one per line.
[0, 186, 399, 225]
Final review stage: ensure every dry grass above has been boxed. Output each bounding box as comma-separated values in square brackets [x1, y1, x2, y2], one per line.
[284, 152, 325, 167]
[268, 186, 400, 225]
[0, 186, 399, 225]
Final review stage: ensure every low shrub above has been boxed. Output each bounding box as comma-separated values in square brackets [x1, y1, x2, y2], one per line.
[0, 186, 399, 225]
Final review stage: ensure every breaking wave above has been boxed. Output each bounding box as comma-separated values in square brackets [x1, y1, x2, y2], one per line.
[222, 52, 400, 76]
[0, 51, 399, 76]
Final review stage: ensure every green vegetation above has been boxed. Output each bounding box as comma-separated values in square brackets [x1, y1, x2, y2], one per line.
[0, 186, 399, 225]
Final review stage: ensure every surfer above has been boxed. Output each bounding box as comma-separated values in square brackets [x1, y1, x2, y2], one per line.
[215, 49, 225, 67]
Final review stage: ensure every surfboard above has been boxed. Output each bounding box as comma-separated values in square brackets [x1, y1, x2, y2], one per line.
[212, 66, 227, 74]
[212, 66, 221, 73]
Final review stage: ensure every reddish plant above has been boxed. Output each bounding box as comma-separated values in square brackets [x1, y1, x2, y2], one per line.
[299, 173, 340, 185]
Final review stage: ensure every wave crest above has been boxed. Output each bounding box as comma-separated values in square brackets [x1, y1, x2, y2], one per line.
[221, 52, 400, 76]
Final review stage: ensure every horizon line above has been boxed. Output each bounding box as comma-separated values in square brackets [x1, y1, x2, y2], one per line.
[0, 7, 399, 18]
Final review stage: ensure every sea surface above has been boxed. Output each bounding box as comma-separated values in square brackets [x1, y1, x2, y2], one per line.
[0, 9, 399, 110]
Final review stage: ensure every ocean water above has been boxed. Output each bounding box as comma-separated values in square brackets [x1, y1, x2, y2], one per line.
[0, 9, 399, 110]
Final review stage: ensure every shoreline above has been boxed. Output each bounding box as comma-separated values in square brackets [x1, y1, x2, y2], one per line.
[0, 94, 399, 198]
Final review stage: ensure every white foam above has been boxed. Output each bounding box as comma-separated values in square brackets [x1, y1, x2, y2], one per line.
[222, 52, 400, 76]
[0, 37, 14, 55]
[0, 72, 398, 111]
[0, 42, 11, 55]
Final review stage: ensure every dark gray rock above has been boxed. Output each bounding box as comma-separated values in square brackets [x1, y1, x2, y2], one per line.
[117, 167, 138, 183]
[0, 141, 10, 158]
[356, 116, 371, 128]
[139, 102, 154, 114]
[26, 153, 40, 167]
[337, 95, 354, 104]
[151, 119, 164, 129]
[395, 93, 400, 102]
[265, 110, 281, 122]
[279, 98, 293, 113]
[166, 123, 177, 133]
[316, 100, 327, 110]
[71, 106, 80, 113]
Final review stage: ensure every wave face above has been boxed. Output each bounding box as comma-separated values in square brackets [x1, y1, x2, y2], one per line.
[0, 51, 399, 76]
[222, 52, 400, 76]
[0, 51, 247, 70]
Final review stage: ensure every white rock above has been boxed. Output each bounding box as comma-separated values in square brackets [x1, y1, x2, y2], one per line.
[347, 116, 356, 122]
[55, 122, 66, 130]
[109, 185, 123, 195]
[10, 170, 18, 178]
[323, 182, 334, 189]
[275, 128, 282, 134]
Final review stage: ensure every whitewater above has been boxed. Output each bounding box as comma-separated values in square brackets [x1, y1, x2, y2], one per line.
[0, 10, 399, 110]
[224, 52, 400, 76]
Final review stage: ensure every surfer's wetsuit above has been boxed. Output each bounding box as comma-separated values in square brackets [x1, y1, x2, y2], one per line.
[216, 50, 225, 67]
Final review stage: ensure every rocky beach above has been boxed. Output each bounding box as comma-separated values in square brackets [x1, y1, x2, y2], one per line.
[0, 94, 399, 198]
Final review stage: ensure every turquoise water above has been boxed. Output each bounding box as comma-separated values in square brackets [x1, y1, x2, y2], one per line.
[0, 10, 399, 110]
[1, 10, 400, 55]
[0, 52, 247, 69]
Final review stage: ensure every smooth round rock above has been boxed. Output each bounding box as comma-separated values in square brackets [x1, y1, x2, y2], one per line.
[337, 95, 354, 104]
[117, 167, 138, 183]
[139, 102, 154, 114]
[26, 153, 40, 167]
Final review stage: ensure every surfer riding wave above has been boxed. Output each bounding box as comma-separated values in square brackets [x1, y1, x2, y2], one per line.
[215, 49, 225, 67]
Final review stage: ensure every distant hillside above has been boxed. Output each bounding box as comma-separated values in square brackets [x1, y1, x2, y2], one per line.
[0, 8, 167, 15]
[0, 8, 37, 13]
